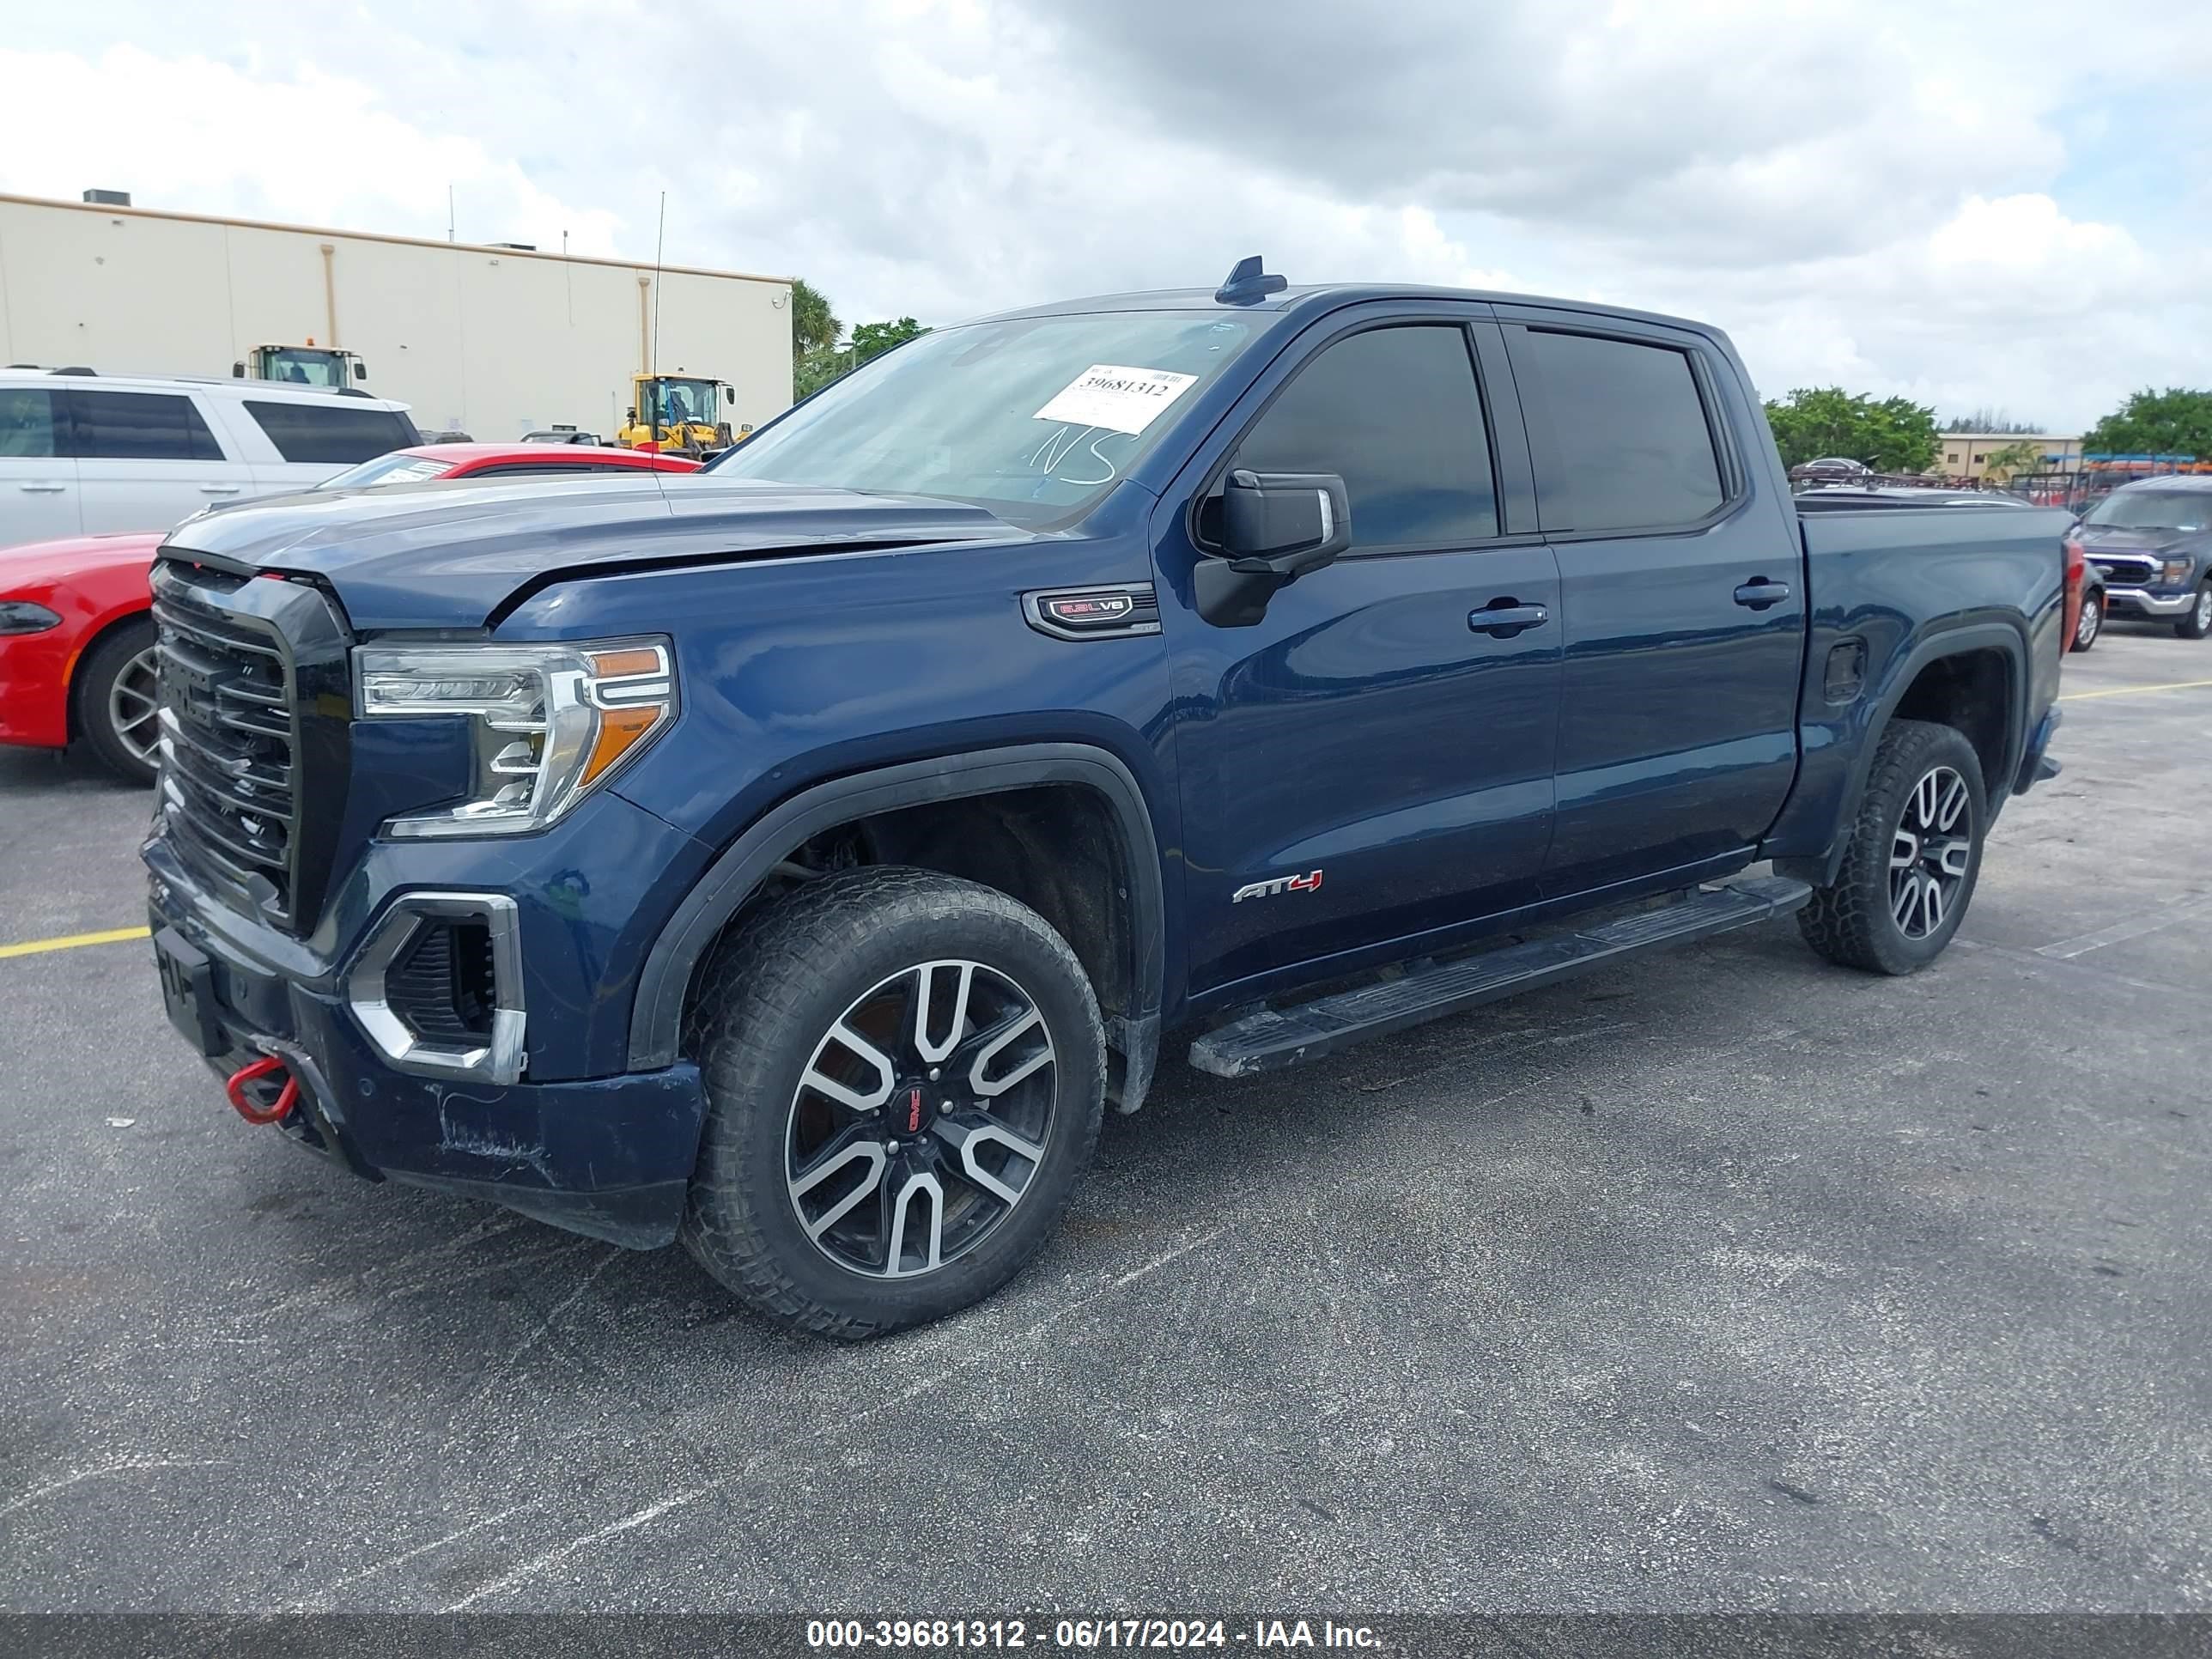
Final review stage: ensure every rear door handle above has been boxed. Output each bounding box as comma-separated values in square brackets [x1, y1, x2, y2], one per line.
[19, 483, 67, 493]
[1734, 579, 1791, 610]
[1469, 602, 1548, 637]
[198, 483, 243, 495]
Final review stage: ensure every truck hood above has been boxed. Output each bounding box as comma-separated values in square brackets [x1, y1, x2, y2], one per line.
[2077, 526, 2195, 555]
[159, 473, 1029, 630]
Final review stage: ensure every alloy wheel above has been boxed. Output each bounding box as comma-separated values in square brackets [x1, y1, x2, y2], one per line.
[2197, 587, 2212, 633]
[107, 645, 162, 766]
[2075, 596, 2100, 649]
[1889, 765, 1972, 939]
[786, 959, 1057, 1279]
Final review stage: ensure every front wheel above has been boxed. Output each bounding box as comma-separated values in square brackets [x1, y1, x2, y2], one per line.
[1798, 718, 1986, 975]
[2176, 582, 2212, 641]
[2072, 590, 2103, 652]
[75, 617, 161, 785]
[680, 866, 1106, 1338]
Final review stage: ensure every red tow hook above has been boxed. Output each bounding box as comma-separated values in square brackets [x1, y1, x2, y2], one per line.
[225, 1054, 299, 1126]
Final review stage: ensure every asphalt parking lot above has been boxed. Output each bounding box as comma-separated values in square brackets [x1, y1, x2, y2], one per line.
[2, 624, 2208, 1617]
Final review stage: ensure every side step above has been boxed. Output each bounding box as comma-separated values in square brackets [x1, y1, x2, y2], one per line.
[1188, 876, 1812, 1079]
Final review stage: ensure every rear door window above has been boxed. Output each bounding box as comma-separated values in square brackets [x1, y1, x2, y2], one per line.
[1519, 331, 1725, 532]
[246, 401, 418, 464]
[64, 390, 225, 461]
[0, 387, 61, 457]
[1229, 324, 1498, 550]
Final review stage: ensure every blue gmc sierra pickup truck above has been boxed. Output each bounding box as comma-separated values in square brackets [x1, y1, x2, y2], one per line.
[143, 259, 2071, 1336]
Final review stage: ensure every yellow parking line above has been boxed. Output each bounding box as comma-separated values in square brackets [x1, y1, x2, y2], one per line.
[2060, 677, 2212, 702]
[0, 925, 152, 961]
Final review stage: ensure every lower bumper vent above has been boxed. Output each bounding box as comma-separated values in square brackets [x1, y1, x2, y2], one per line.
[343, 894, 526, 1083]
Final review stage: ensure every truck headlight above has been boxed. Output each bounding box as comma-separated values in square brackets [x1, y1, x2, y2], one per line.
[355, 639, 675, 836]
[2161, 557, 2193, 584]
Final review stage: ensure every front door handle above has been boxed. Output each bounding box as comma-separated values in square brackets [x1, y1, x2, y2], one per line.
[198, 483, 243, 495]
[1734, 579, 1791, 610]
[18, 483, 67, 493]
[1469, 601, 1548, 638]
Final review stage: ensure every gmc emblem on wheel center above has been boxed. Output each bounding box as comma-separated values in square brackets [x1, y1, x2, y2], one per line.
[1232, 869, 1325, 902]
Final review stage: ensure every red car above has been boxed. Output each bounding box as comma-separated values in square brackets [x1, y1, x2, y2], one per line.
[0, 443, 700, 783]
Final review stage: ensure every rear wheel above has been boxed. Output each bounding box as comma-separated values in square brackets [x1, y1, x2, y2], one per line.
[2071, 590, 2103, 652]
[680, 866, 1106, 1338]
[1798, 719, 1986, 975]
[75, 617, 161, 785]
[2176, 582, 2212, 641]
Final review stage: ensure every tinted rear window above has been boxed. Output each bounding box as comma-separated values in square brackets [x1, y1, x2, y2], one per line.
[1522, 331, 1725, 532]
[67, 390, 223, 461]
[246, 400, 419, 464]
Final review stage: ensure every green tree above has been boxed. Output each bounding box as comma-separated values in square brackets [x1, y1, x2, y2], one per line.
[1980, 439, 2046, 483]
[789, 278, 841, 358]
[1763, 386, 1940, 474]
[2082, 387, 2212, 458]
[850, 316, 927, 365]
[793, 316, 931, 400]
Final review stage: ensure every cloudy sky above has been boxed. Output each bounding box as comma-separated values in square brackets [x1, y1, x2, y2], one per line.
[4, 0, 2208, 432]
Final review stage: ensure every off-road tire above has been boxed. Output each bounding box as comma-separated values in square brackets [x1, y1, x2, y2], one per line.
[2071, 591, 2102, 653]
[1797, 718, 1986, 975]
[2176, 582, 2212, 641]
[678, 866, 1106, 1339]
[75, 617, 161, 785]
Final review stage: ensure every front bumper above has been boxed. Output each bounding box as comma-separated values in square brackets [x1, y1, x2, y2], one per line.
[2102, 586, 2195, 618]
[147, 858, 707, 1249]
[0, 627, 73, 751]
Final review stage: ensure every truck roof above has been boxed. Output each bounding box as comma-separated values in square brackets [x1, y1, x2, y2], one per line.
[0, 365, 412, 410]
[983, 281, 1726, 343]
[2110, 473, 2212, 493]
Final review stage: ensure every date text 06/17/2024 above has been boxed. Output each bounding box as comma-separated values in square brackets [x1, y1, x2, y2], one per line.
[805, 1618, 1382, 1650]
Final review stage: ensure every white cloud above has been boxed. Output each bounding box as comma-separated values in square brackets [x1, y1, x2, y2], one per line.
[0, 44, 626, 258]
[1, 0, 2207, 429]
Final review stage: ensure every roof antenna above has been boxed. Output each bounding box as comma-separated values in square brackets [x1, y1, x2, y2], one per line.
[650, 191, 666, 380]
[1214, 254, 1286, 306]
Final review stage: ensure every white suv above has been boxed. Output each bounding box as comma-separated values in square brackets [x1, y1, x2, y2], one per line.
[0, 368, 421, 552]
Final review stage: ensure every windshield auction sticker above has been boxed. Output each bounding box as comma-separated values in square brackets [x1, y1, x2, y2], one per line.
[1033, 365, 1199, 435]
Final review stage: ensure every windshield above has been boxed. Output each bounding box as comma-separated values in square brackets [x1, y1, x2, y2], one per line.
[264, 349, 348, 388]
[313, 452, 450, 489]
[2082, 489, 2209, 532]
[650, 379, 718, 427]
[708, 311, 1260, 523]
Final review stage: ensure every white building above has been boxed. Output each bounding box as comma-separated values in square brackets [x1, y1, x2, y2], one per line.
[0, 191, 793, 441]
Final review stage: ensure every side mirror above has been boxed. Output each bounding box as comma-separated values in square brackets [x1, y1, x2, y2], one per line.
[626, 406, 637, 422]
[232, 362, 246, 378]
[723, 385, 735, 404]
[354, 362, 369, 381]
[1193, 469, 1352, 627]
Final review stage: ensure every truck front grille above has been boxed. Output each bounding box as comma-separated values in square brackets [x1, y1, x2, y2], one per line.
[149, 557, 350, 935]
[154, 574, 300, 925]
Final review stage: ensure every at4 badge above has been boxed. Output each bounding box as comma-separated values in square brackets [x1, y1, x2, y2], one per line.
[1232, 868, 1324, 902]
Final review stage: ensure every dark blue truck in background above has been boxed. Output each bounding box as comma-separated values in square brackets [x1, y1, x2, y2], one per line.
[143, 260, 2070, 1335]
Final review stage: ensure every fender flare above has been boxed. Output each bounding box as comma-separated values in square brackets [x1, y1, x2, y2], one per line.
[1783, 621, 2029, 887]
[626, 742, 1167, 1076]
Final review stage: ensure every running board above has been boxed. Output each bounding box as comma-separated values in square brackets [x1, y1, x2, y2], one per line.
[1187, 876, 1813, 1079]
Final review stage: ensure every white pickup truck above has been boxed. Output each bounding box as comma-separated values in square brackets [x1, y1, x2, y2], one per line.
[0, 368, 419, 551]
